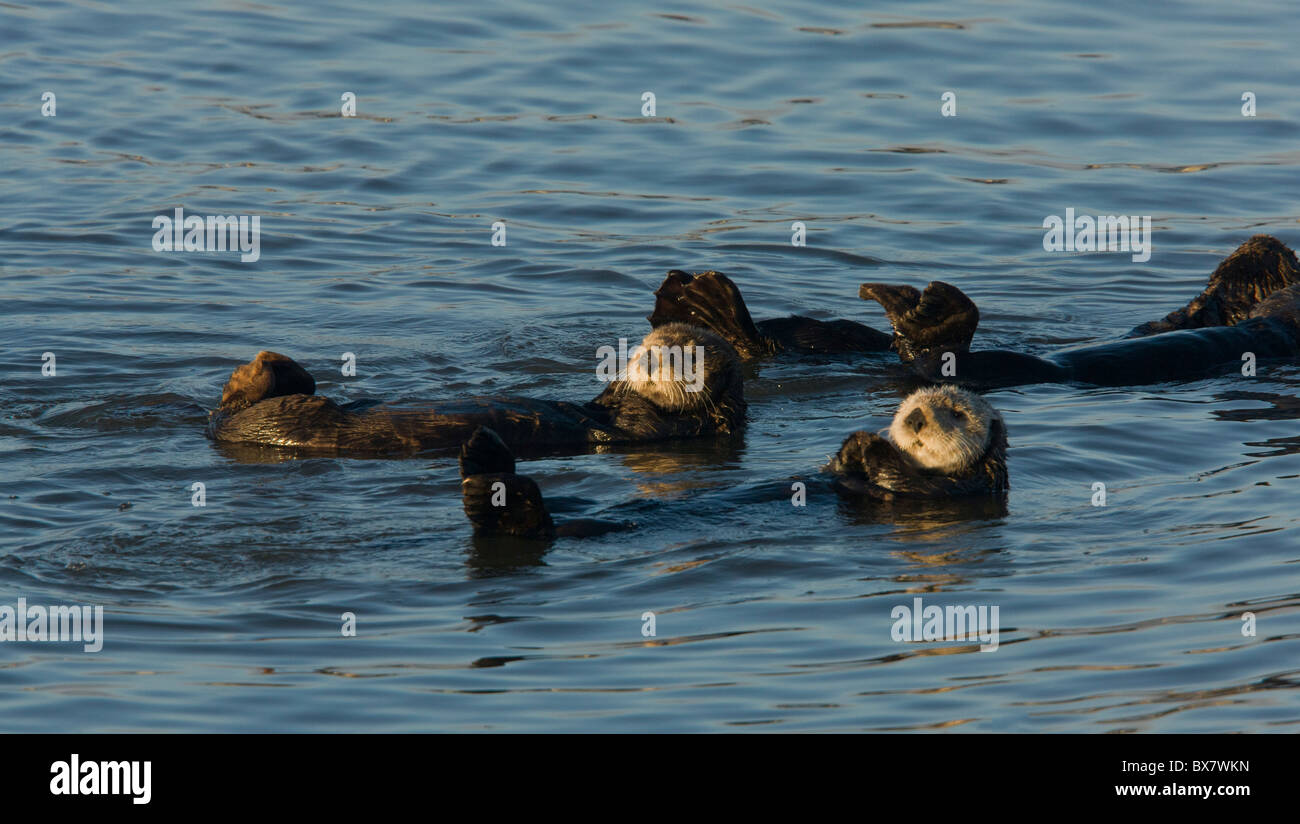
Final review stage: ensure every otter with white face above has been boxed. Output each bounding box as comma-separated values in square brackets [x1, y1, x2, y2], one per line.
[887, 385, 998, 475]
[831, 385, 1008, 499]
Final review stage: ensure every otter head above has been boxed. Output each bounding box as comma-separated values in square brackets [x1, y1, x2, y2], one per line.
[218, 351, 316, 413]
[1134, 234, 1300, 334]
[859, 281, 979, 362]
[614, 323, 746, 432]
[888, 385, 1000, 475]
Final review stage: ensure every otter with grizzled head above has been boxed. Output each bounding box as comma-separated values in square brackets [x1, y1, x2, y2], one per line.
[207, 322, 745, 456]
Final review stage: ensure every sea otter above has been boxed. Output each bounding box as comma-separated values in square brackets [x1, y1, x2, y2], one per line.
[858, 235, 1300, 387]
[458, 385, 1008, 539]
[827, 385, 1008, 500]
[207, 323, 745, 455]
[648, 269, 892, 358]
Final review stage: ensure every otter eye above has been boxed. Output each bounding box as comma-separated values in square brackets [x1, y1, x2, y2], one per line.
[951, 409, 965, 420]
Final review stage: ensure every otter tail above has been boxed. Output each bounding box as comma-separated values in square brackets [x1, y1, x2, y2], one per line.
[459, 427, 556, 540]
[858, 280, 981, 362]
[1130, 235, 1300, 336]
[648, 270, 775, 359]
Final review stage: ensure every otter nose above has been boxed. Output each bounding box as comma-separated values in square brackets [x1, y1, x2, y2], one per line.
[905, 408, 927, 433]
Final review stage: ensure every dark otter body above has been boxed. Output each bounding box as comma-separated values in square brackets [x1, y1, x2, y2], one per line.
[208, 331, 745, 456]
[211, 393, 617, 453]
[860, 236, 1300, 388]
[649, 269, 892, 358]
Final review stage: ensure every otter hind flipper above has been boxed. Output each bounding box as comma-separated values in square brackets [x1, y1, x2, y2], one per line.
[648, 270, 775, 359]
[458, 427, 636, 539]
[460, 473, 557, 540]
[859, 281, 980, 362]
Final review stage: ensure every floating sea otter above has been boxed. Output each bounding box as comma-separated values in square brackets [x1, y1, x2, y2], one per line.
[858, 235, 1300, 387]
[459, 385, 1008, 539]
[207, 323, 745, 455]
[828, 384, 1008, 500]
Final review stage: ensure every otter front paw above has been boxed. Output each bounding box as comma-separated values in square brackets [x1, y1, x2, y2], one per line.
[830, 430, 900, 476]
[828, 430, 914, 500]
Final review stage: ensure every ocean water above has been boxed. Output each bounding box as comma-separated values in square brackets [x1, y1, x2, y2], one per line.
[2, 0, 1298, 732]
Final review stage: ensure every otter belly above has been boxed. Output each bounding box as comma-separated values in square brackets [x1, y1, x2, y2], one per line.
[209, 395, 615, 455]
[207, 395, 355, 450]
[380, 397, 613, 453]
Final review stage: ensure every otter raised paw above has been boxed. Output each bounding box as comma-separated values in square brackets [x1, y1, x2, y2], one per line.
[459, 427, 557, 539]
[459, 426, 634, 540]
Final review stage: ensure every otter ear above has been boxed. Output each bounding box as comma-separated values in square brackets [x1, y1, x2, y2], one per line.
[218, 351, 315, 411]
[859, 281, 979, 359]
[648, 270, 770, 358]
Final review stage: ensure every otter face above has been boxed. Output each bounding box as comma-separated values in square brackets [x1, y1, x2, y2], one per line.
[887, 385, 997, 474]
[622, 323, 741, 414]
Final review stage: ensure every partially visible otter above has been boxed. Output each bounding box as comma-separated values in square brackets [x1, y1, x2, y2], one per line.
[459, 427, 635, 540]
[459, 386, 1008, 539]
[207, 323, 745, 455]
[828, 385, 1009, 500]
[649, 269, 892, 358]
[859, 235, 1300, 387]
